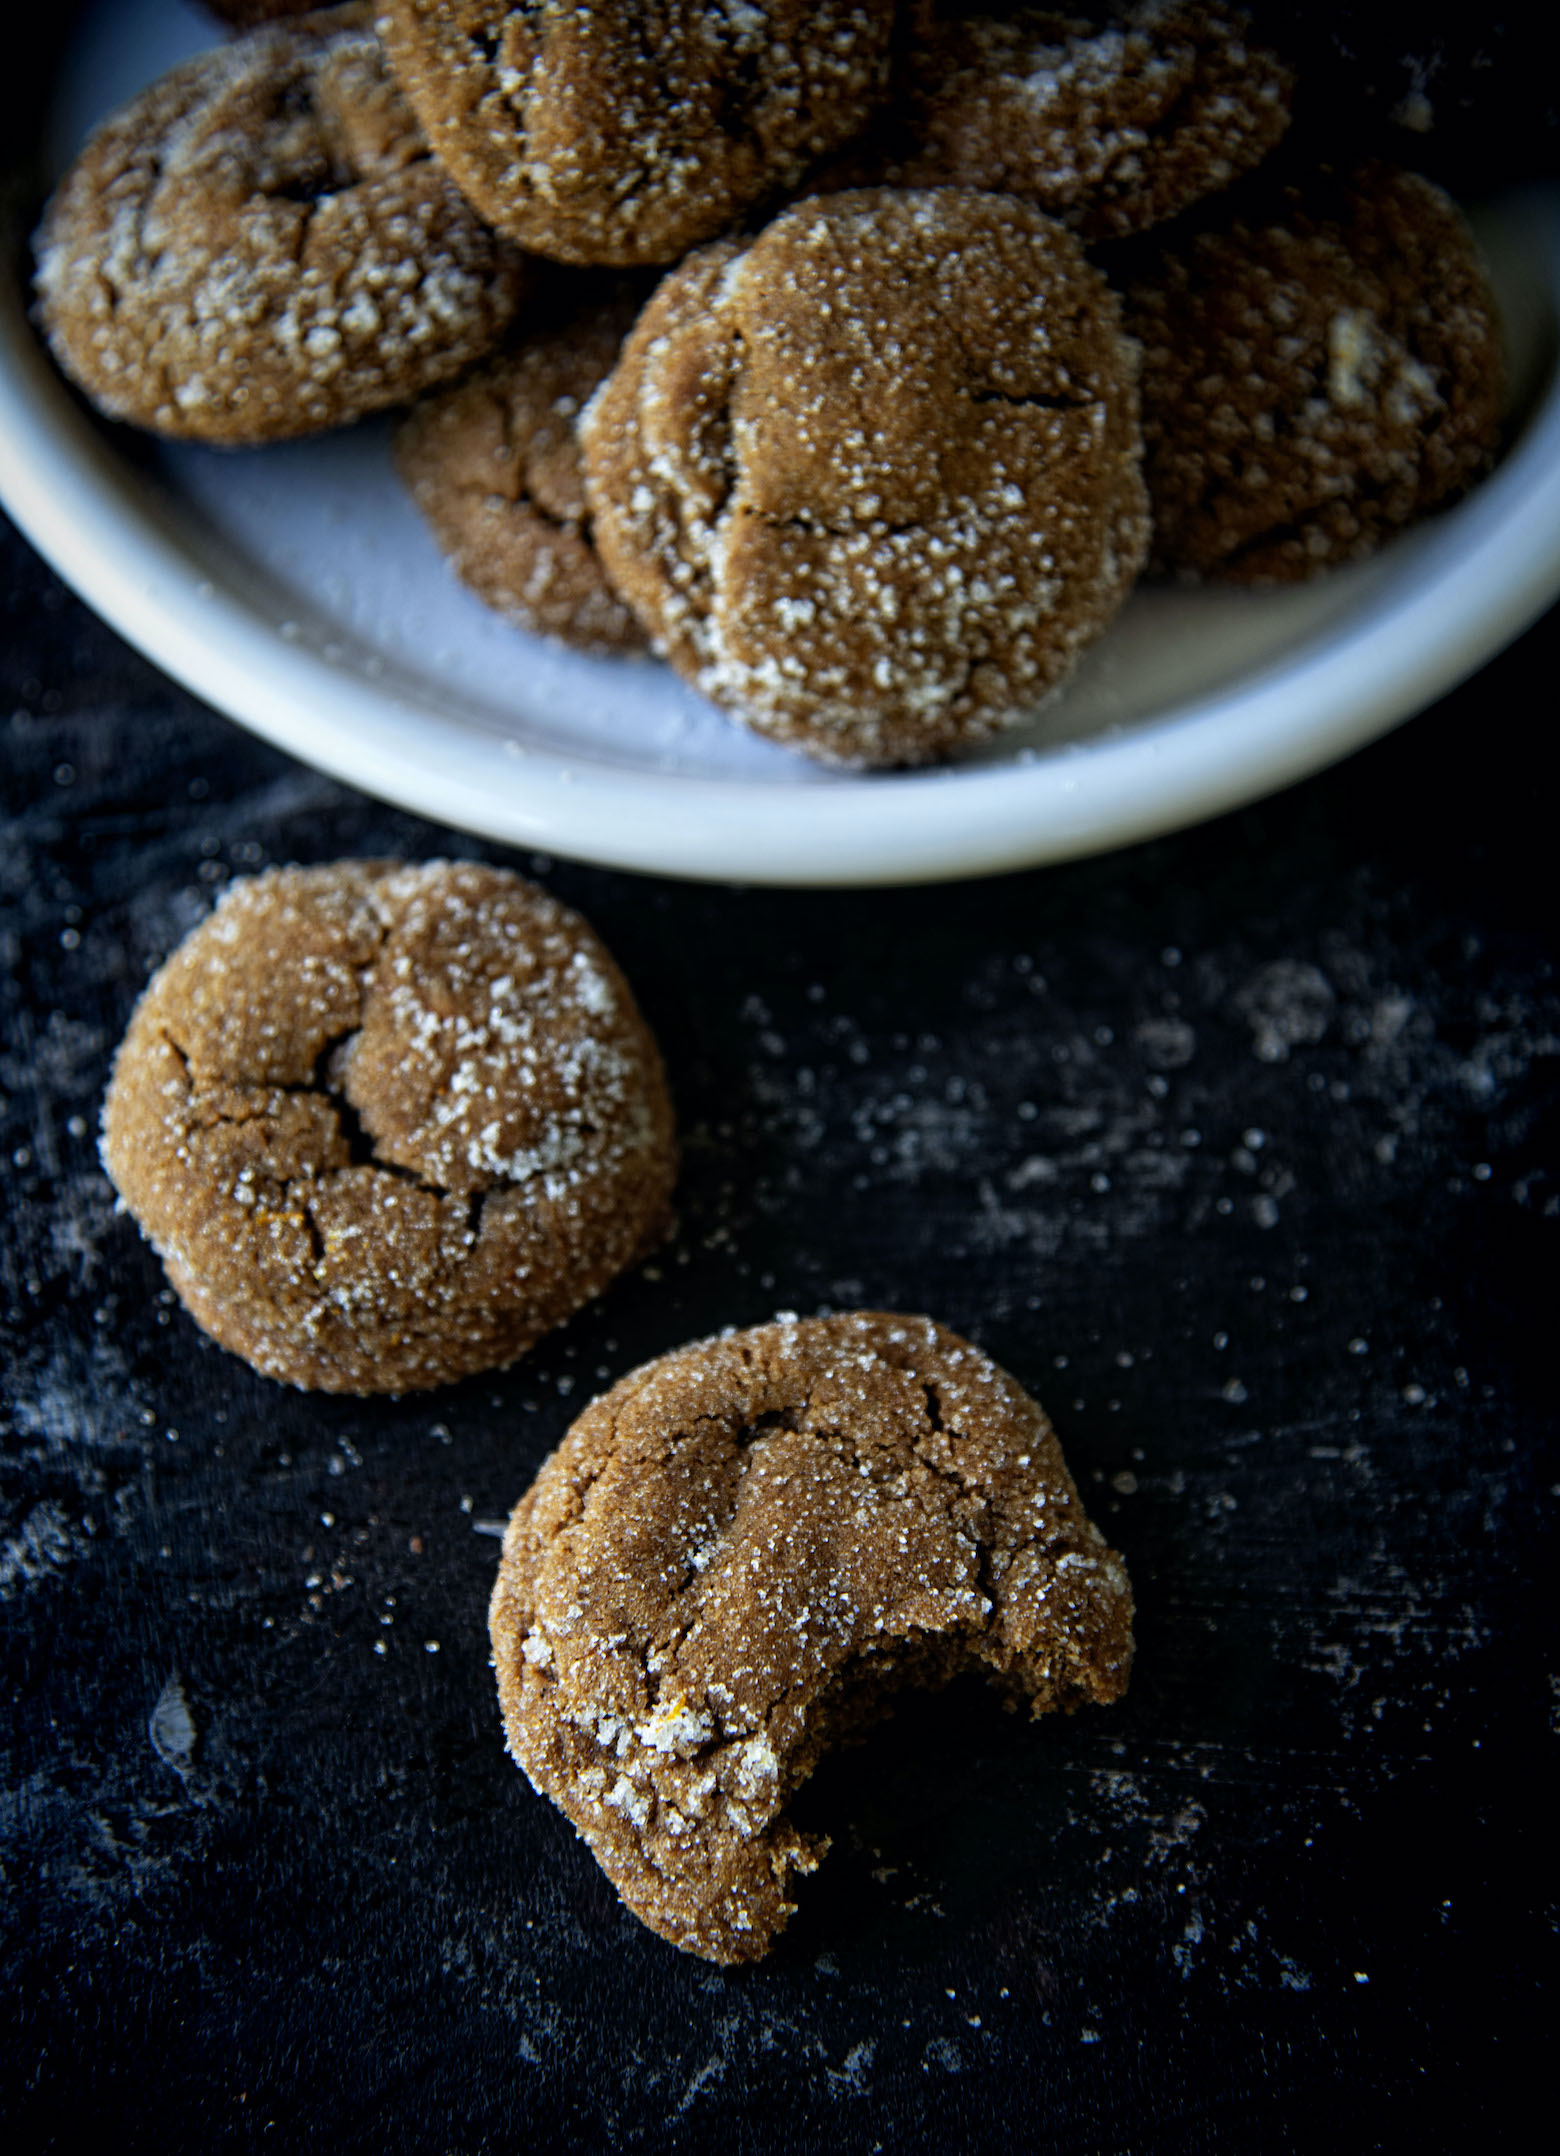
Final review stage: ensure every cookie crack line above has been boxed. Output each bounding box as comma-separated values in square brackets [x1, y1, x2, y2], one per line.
[968, 388, 1098, 413]
[38, 15, 527, 444]
[1095, 56, 1208, 175]
[161, 1010, 609, 1214]
[127, 140, 168, 296]
[760, 509, 930, 543]
[103, 861, 676, 1394]
[480, 379, 579, 540]
[484, 465, 585, 542]
[157, 1017, 447, 1200]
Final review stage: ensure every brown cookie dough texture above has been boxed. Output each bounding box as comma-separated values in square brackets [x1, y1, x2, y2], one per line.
[377, 0, 897, 266]
[100, 862, 676, 1394]
[582, 189, 1149, 766]
[396, 281, 647, 652]
[890, 3, 1292, 240]
[1125, 162, 1505, 582]
[491, 1312, 1135, 1963]
[35, 7, 526, 443]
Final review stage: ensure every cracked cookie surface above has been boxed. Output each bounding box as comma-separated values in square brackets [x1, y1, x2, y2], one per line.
[202, 1, 329, 26]
[100, 861, 676, 1393]
[35, 6, 526, 443]
[582, 188, 1149, 765]
[889, 3, 1292, 241]
[396, 278, 647, 652]
[490, 1311, 1135, 1962]
[1123, 162, 1505, 582]
[378, 0, 896, 267]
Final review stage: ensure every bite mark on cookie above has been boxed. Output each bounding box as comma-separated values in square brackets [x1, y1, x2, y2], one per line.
[491, 1312, 1134, 1961]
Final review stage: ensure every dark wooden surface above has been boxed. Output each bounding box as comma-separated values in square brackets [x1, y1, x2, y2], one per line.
[2, 508, 1556, 2151]
[4, 5, 1560, 2147]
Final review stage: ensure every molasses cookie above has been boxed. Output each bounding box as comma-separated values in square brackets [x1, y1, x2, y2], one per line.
[100, 862, 676, 1394]
[491, 1312, 1135, 1963]
[377, 1, 897, 266]
[582, 189, 1150, 766]
[889, 3, 1293, 240]
[1124, 162, 1505, 581]
[396, 280, 647, 652]
[35, 7, 526, 443]
[202, 1, 328, 26]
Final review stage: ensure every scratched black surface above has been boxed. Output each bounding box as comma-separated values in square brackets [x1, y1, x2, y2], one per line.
[3, 6, 1560, 2151]
[5, 516, 1558, 2151]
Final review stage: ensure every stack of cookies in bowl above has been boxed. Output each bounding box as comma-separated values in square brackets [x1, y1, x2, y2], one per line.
[35, 3, 1505, 767]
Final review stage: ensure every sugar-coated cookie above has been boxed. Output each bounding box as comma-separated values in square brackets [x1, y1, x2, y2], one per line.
[583, 189, 1149, 765]
[101, 862, 676, 1394]
[491, 1311, 1134, 1962]
[378, 0, 896, 266]
[36, 7, 526, 443]
[1125, 162, 1505, 581]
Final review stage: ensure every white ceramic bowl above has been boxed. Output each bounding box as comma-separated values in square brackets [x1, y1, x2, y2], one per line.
[4, 0, 1560, 886]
